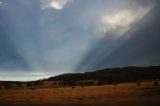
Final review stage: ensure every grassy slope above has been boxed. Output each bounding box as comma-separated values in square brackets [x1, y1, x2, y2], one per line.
[48, 66, 160, 83]
[0, 81, 160, 106]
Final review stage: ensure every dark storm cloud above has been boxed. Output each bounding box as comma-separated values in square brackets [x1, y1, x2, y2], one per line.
[1, 0, 160, 81]
[75, 1, 160, 72]
[0, 1, 32, 71]
[0, 27, 30, 71]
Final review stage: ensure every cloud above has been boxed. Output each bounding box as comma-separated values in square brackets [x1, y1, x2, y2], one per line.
[132, 59, 151, 66]
[0, 72, 51, 81]
[40, 0, 73, 10]
[72, 0, 153, 39]
[0, 1, 3, 5]
[98, 5, 152, 38]
[75, 2, 160, 72]
[1, 0, 159, 81]
[16, 0, 35, 6]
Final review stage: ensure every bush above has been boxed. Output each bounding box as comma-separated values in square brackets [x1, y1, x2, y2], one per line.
[153, 81, 158, 86]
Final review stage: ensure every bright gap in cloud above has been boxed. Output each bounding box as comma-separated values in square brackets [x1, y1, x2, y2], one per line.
[40, 0, 73, 10]
[0, 1, 3, 4]
[0, 72, 52, 81]
[0, 68, 70, 81]
[98, 5, 153, 38]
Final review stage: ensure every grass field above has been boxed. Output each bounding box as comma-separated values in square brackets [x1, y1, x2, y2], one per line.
[0, 81, 160, 106]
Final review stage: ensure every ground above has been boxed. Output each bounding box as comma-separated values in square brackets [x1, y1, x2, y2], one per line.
[0, 81, 160, 106]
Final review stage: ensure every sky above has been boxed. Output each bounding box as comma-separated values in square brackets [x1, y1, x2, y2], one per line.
[0, 0, 160, 81]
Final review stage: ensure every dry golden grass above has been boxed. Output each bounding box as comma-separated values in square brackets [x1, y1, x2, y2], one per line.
[0, 81, 160, 106]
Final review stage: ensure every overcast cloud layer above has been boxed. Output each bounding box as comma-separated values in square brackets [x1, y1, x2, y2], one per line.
[0, 0, 160, 81]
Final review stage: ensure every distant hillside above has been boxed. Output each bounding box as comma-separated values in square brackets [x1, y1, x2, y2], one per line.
[47, 66, 160, 84]
[0, 66, 160, 88]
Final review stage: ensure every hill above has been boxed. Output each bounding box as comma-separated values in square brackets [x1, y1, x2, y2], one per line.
[47, 66, 160, 85]
[0, 66, 160, 88]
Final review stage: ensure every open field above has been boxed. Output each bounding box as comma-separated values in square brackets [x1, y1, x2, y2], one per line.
[0, 81, 160, 106]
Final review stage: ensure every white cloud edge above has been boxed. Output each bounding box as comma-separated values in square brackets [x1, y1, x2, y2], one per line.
[0, 1, 3, 4]
[0, 70, 70, 81]
[97, 5, 153, 38]
[40, 0, 73, 10]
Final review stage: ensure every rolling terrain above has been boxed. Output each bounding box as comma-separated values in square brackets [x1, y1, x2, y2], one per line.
[0, 81, 160, 106]
[0, 66, 160, 106]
